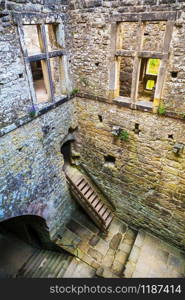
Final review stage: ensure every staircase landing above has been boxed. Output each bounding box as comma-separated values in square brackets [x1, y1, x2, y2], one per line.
[56, 208, 185, 278]
[124, 230, 185, 278]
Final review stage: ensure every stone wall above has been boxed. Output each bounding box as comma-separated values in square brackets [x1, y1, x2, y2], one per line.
[0, 0, 69, 128]
[68, 0, 185, 113]
[1, 0, 185, 246]
[0, 0, 77, 237]
[75, 97, 185, 249]
[69, 1, 185, 249]
[0, 100, 78, 236]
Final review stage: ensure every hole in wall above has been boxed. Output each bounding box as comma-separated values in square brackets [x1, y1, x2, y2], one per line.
[98, 115, 103, 122]
[171, 72, 178, 78]
[19, 73, 23, 78]
[30, 60, 49, 103]
[95, 62, 100, 66]
[138, 58, 160, 102]
[104, 155, 116, 167]
[168, 134, 174, 139]
[61, 141, 72, 167]
[17, 147, 24, 152]
[144, 32, 149, 36]
[133, 123, 141, 135]
[27, 225, 42, 248]
[68, 126, 78, 133]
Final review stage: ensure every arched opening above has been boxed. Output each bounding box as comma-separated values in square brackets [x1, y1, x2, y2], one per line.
[0, 215, 49, 249]
[26, 225, 43, 248]
[0, 215, 64, 278]
[61, 140, 73, 170]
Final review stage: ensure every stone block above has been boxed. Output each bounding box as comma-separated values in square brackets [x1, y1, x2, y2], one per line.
[94, 238, 109, 255]
[112, 259, 124, 275]
[115, 250, 129, 265]
[119, 242, 132, 254]
[109, 233, 122, 250]
[124, 261, 136, 278]
[128, 246, 140, 263]
[89, 235, 100, 246]
[88, 247, 103, 262]
[102, 249, 115, 268]
[134, 231, 146, 248]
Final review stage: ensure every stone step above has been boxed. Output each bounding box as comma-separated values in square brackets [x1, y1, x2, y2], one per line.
[123, 230, 146, 278]
[100, 224, 137, 277]
[123, 230, 185, 278]
[63, 257, 96, 278]
[96, 266, 119, 278]
[56, 225, 101, 270]
[56, 227, 81, 256]
[71, 206, 100, 234]
[66, 218, 94, 241]
[17, 249, 72, 278]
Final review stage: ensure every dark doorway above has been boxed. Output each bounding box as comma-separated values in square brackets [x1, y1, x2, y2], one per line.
[61, 141, 72, 169]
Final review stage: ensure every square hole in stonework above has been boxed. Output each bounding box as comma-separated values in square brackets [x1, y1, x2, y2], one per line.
[98, 115, 103, 122]
[171, 72, 178, 78]
[168, 134, 173, 139]
[104, 155, 116, 167]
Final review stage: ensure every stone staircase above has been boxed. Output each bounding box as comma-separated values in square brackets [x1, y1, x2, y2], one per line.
[55, 209, 138, 278]
[65, 166, 113, 231]
[16, 248, 73, 278]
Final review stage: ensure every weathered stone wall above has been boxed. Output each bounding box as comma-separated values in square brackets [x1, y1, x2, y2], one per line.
[0, 100, 78, 236]
[68, 0, 185, 113]
[69, 1, 185, 249]
[0, 12, 32, 128]
[0, 0, 77, 237]
[1, 0, 185, 246]
[0, 0, 69, 128]
[75, 97, 185, 249]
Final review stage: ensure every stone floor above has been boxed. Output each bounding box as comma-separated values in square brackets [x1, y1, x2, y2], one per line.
[56, 207, 185, 278]
[56, 209, 137, 278]
[125, 230, 185, 278]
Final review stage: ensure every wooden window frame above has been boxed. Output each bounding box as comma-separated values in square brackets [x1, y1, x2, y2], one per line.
[109, 12, 177, 112]
[18, 22, 66, 105]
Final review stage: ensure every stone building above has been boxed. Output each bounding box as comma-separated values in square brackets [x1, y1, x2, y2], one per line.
[0, 0, 185, 278]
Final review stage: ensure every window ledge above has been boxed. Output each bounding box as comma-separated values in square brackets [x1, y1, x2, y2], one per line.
[113, 97, 132, 108]
[135, 100, 153, 112]
[113, 97, 153, 112]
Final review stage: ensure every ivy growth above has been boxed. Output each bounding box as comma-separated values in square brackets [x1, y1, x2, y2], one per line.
[28, 105, 36, 118]
[158, 103, 166, 115]
[113, 128, 129, 141]
[70, 88, 79, 96]
[118, 129, 129, 141]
